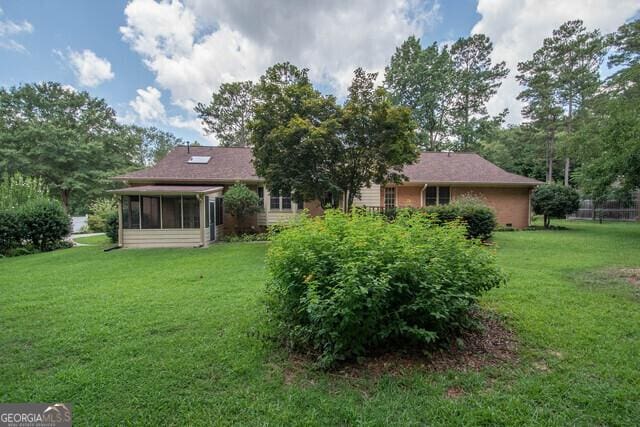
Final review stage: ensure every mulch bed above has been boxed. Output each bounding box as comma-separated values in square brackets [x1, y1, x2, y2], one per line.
[284, 310, 518, 380]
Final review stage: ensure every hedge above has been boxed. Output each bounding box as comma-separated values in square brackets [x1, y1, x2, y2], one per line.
[0, 199, 71, 255]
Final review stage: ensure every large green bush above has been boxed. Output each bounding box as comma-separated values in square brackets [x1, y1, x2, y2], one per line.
[424, 196, 497, 240]
[19, 199, 71, 251]
[0, 210, 23, 254]
[532, 183, 580, 228]
[87, 198, 117, 232]
[265, 209, 505, 368]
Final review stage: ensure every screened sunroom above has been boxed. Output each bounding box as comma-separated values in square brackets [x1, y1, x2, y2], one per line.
[109, 185, 224, 248]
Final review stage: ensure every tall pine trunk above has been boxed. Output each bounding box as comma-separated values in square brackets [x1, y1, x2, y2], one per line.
[564, 98, 573, 186]
[546, 127, 555, 183]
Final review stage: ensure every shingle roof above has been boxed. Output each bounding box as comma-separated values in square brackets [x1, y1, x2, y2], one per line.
[402, 152, 542, 186]
[113, 146, 259, 182]
[114, 146, 541, 186]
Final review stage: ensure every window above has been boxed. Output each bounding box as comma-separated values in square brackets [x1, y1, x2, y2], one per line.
[424, 186, 450, 206]
[161, 196, 181, 228]
[182, 196, 200, 228]
[281, 191, 292, 210]
[270, 191, 280, 209]
[425, 187, 437, 206]
[257, 187, 264, 209]
[384, 187, 396, 210]
[269, 190, 295, 210]
[122, 195, 140, 229]
[141, 196, 160, 229]
[439, 186, 450, 205]
[215, 197, 224, 226]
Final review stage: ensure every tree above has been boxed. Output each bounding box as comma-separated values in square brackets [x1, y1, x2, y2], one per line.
[547, 20, 606, 186]
[573, 19, 640, 201]
[223, 183, 261, 233]
[250, 63, 342, 206]
[385, 37, 457, 151]
[118, 125, 184, 166]
[516, 44, 563, 183]
[251, 64, 418, 210]
[195, 81, 255, 147]
[335, 68, 418, 208]
[532, 183, 580, 228]
[0, 82, 138, 212]
[449, 34, 509, 152]
[480, 125, 556, 183]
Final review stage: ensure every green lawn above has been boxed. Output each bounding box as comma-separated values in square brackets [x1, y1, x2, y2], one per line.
[1, 221, 639, 426]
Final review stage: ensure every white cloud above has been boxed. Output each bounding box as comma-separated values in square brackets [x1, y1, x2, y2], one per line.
[64, 49, 115, 87]
[0, 7, 33, 52]
[120, 0, 441, 115]
[473, 0, 640, 123]
[128, 85, 205, 137]
[130, 86, 166, 122]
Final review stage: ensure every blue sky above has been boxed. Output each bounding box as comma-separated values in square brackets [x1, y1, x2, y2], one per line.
[1, 0, 638, 144]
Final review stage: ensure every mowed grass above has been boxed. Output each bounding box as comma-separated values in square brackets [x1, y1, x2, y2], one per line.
[1, 221, 639, 426]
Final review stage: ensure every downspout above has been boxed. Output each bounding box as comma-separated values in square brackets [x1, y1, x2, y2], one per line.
[420, 184, 428, 208]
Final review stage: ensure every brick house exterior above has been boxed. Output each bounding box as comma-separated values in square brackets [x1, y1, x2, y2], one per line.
[111, 147, 541, 247]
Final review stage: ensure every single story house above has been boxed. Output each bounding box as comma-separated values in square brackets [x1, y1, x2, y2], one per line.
[111, 146, 541, 248]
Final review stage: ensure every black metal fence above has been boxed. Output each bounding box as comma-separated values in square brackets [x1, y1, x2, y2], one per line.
[568, 195, 640, 221]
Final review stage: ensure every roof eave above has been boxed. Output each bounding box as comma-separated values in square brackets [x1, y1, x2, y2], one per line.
[405, 180, 542, 187]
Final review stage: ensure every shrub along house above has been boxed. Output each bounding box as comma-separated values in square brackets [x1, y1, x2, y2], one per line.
[111, 146, 541, 248]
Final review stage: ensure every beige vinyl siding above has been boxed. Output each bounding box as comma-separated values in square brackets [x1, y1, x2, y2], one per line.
[257, 211, 267, 226]
[122, 229, 203, 248]
[353, 184, 381, 207]
[266, 211, 298, 225]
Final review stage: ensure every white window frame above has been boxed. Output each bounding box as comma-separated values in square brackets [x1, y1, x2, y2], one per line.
[384, 187, 397, 209]
[425, 186, 450, 206]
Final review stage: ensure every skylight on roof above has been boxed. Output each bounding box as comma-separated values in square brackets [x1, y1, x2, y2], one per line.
[187, 156, 211, 164]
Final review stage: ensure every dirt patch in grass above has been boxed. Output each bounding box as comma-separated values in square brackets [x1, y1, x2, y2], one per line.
[283, 311, 517, 381]
[445, 386, 465, 399]
[616, 268, 640, 286]
[577, 267, 640, 299]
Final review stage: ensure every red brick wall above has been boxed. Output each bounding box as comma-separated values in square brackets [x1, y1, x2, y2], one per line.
[451, 186, 531, 229]
[381, 184, 532, 229]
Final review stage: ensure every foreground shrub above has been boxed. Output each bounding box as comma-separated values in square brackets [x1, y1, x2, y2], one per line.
[20, 199, 71, 251]
[105, 211, 119, 243]
[532, 183, 580, 228]
[0, 210, 23, 254]
[424, 196, 497, 240]
[87, 198, 117, 232]
[265, 209, 505, 368]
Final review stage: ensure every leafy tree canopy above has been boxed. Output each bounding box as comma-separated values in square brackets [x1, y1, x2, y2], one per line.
[0, 82, 186, 213]
[532, 183, 580, 228]
[250, 63, 418, 209]
[195, 81, 255, 147]
[385, 34, 508, 152]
